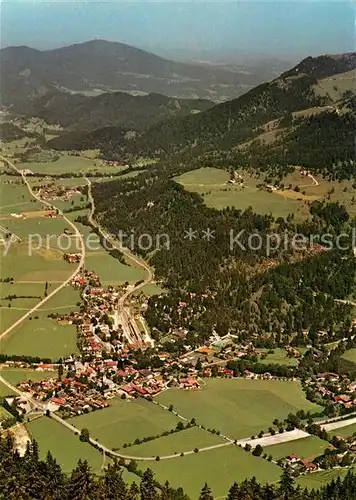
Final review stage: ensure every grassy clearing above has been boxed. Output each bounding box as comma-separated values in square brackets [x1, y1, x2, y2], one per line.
[17, 153, 125, 175]
[38, 286, 81, 312]
[329, 421, 356, 438]
[149, 445, 281, 498]
[26, 417, 104, 474]
[342, 349, 356, 364]
[0, 176, 40, 213]
[0, 282, 45, 312]
[265, 436, 331, 460]
[1, 215, 72, 242]
[259, 348, 299, 366]
[156, 379, 321, 440]
[123, 426, 225, 458]
[0, 313, 78, 359]
[135, 283, 167, 297]
[296, 467, 355, 489]
[68, 397, 180, 450]
[85, 251, 146, 284]
[176, 167, 356, 219]
[176, 168, 306, 219]
[0, 242, 75, 283]
[0, 380, 15, 396]
[175, 167, 229, 186]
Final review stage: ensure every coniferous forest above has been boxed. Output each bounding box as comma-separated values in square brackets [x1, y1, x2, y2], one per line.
[2, 434, 356, 500]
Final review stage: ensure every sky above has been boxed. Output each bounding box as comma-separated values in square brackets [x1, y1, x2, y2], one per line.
[0, 1, 354, 60]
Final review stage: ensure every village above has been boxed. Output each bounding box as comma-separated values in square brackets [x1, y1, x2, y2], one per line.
[2, 264, 356, 422]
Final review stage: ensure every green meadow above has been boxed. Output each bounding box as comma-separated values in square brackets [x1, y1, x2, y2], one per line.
[156, 379, 321, 440]
[264, 436, 331, 461]
[0, 313, 78, 359]
[123, 426, 225, 458]
[68, 397, 180, 450]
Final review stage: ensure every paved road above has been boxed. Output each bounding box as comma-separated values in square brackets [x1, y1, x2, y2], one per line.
[86, 178, 154, 346]
[86, 178, 153, 301]
[4, 365, 356, 461]
[0, 156, 86, 339]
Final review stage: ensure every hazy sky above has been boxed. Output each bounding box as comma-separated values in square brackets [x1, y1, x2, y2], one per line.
[1, 1, 354, 59]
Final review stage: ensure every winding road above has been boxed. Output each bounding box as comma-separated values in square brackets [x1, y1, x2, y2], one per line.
[0, 156, 86, 341]
[86, 178, 154, 345]
[2, 160, 356, 463]
[86, 177, 154, 303]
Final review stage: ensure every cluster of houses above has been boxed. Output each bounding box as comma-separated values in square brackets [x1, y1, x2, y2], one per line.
[103, 160, 125, 167]
[35, 182, 81, 203]
[17, 375, 109, 415]
[285, 454, 318, 472]
[63, 253, 81, 263]
[305, 372, 356, 409]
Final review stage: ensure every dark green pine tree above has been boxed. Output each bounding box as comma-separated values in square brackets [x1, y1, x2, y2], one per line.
[199, 483, 213, 500]
[140, 469, 158, 500]
[128, 482, 139, 500]
[44, 450, 67, 499]
[227, 482, 239, 500]
[68, 459, 96, 500]
[279, 467, 295, 500]
[160, 480, 172, 499]
[103, 460, 127, 499]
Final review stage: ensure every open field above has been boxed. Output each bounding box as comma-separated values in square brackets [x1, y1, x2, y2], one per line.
[28, 177, 88, 188]
[0, 368, 57, 386]
[1, 138, 35, 154]
[26, 416, 104, 474]
[52, 194, 86, 213]
[175, 167, 356, 219]
[0, 282, 45, 313]
[0, 242, 75, 283]
[66, 213, 148, 284]
[0, 380, 15, 396]
[68, 397, 180, 450]
[175, 167, 230, 186]
[149, 444, 281, 498]
[122, 426, 225, 458]
[328, 421, 356, 438]
[264, 436, 331, 461]
[85, 250, 146, 284]
[16, 153, 126, 175]
[259, 348, 299, 366]
[136, 283, 167, 297]
[1, 214, 73, 242]
[0, 176, 41, 214]
[0, 313, 78, 359]
[175, 168, 306, 219]
[38, 286, 81, 312]
[156, 379, 321, 440]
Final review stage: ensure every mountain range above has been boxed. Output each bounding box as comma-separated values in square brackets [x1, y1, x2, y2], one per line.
[0, 39, 287, 105]
[44, 52, 355, 182]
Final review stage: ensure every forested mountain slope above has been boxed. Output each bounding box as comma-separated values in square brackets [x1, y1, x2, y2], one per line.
[128, 53, 355, 157]
[13, 90, 213, 132]
[90, 171, 355, 344]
